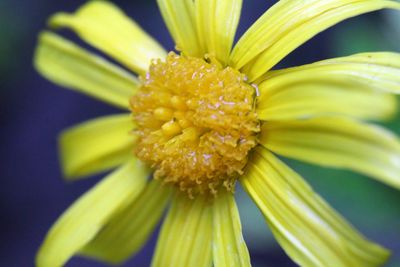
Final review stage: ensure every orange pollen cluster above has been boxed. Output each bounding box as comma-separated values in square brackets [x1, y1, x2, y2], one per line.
[131, 52, 260, 197]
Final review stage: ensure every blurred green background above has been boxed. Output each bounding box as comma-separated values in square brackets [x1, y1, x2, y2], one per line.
[0, 1, 399, 266]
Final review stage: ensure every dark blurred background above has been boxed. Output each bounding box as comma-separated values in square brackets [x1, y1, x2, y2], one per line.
[1, 0, 399, 266]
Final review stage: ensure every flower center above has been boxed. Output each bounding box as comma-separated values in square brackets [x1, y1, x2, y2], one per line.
[131, 52, 260, 197]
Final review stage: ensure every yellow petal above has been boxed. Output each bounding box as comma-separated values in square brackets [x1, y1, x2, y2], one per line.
[241, 148, 390, 267]
[151, 194, 212, 267]
[231, 0, 400, 81]
[257, 82, 396, 121]
[157, 0, 202, 56]
[36, 159, 149, 267]
[49, 1, 166, 74]
[195, 0, 242, 64]
[257, 53, 400, 121]
[261, 52, 400, 93]
[59, 114, 135, 180]
[35, 32, 138, 109]
[80, 180, 171, 264]
[213, 191, 251, 267]
[260, 117, 400, 190]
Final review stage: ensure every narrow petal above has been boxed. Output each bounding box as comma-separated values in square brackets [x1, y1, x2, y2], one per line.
[36, 159, 149, 267]
[49, 1, 166, 74]
[157, 0, 202, 56]
[261, 52, 400, 94]
[257, 52, 400, 121]
[259, 117, 400, 190]
[59, 114, 135, 180]
[35, 32, 139, 109]
[257, 82, 396, 121]
[213, 191, 251, 267]
[80, 180, 171, 264]
[195, 0, 242, 64]
[241, 148, 390, 267]
[151, 194, 212, 267]
[231, 0, 400, 81]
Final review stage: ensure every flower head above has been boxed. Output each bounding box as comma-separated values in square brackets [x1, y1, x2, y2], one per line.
[35, 0, 400, 267]
[132, 52, 260, 196]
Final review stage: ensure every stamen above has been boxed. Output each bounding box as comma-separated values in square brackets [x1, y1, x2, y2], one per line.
[154, 107, 174, 121]
[161, 120, 182, 137]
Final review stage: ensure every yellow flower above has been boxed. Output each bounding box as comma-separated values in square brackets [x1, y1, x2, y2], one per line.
[35, 0, 400, 266]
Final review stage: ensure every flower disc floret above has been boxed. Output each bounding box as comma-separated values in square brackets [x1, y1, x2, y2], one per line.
[131, 52, 260, 196]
